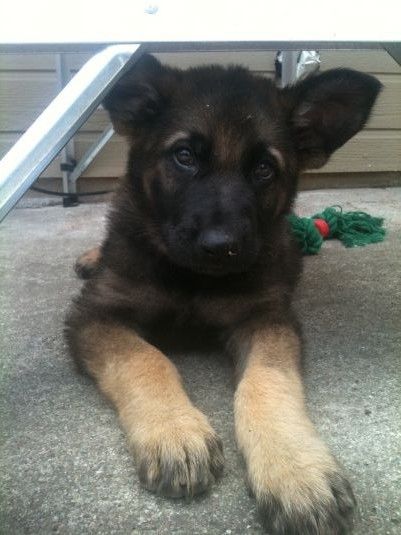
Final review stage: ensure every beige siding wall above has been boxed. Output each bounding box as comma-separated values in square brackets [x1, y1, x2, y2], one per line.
[1, 49, 400, 179]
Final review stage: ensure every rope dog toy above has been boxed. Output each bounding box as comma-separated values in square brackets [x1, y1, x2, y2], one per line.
[288, 206, 385, 255]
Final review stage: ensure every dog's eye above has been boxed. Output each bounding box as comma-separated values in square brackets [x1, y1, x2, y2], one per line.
[254, 161, 275, 182]
[174, 147, 196, 169]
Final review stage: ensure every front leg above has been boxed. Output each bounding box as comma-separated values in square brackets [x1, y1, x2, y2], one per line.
[67, 320, 224, 497]
[74, 246, 102, 279]
[230, 323, 355, 534]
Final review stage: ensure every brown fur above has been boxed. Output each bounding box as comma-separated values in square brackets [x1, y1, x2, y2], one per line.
[233, 326, 355, 533]
[77, 321, 223, 497]
[74, 246, 101, 279]
[66, 55, 381, 534]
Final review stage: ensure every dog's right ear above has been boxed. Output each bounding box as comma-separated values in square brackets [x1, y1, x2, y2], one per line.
[103, 54, 175, 135]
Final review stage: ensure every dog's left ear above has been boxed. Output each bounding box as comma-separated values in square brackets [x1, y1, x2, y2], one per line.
[283, 68, 382, 169]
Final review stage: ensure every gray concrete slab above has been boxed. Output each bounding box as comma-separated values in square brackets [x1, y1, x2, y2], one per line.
[1, 188, 400, 534]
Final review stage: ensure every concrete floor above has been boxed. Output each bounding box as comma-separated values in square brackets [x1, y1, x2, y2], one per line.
[0, 188, 400, 535]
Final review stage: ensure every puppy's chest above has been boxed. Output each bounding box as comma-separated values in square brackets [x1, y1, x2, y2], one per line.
[190, 293, 256, 327]
[134, 281, 276, 331]
[102, 268, 286, 331]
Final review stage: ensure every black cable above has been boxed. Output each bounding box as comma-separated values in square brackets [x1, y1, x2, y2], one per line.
[30, 185, 113, 197]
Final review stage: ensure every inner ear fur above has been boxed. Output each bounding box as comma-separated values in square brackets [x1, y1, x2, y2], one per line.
[282, 68, 382, 170]
[103, 54, 177, 135]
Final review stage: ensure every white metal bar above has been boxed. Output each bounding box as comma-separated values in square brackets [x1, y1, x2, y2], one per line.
[281, 51, 300, 87]
[69, 126, 115, 185]
[0, 44, 144, 221]
[56, 53, 76, 195]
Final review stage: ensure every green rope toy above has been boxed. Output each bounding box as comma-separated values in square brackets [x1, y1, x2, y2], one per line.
[288, 206, 385, 255]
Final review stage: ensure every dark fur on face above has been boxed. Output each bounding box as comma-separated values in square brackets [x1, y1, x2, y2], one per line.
[66, 55, 381, 534]
[103, 55, 380, 279]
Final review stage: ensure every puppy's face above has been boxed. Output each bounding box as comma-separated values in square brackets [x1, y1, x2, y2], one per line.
[105, 55, 381, 275]
[131, 73, 293, 276]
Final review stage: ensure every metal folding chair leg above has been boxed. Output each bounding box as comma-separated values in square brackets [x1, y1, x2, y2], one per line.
[0, 44, 144, 222]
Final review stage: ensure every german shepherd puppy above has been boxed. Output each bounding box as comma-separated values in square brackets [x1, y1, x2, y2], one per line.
[66, 54, 381, 534]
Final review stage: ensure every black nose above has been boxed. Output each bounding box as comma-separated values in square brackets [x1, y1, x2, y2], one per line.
[198, 230, 238, 258]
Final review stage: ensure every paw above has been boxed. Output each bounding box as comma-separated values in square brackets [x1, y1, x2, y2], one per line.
[134, 411, 224, 498]
[74, 247, 101, 279]
[253, 467, 355, 534]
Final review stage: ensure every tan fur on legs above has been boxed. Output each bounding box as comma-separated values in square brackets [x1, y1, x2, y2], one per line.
[77, 322, 224, 497]
[74, 247, 102, 279]
[233, 326, 355, 534]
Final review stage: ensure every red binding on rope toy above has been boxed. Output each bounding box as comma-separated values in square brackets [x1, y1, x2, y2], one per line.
[313, 218, 330, 239]
[287, 206, 385, 255]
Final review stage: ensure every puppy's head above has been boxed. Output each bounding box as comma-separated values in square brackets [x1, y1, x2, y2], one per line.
[105, 54, 381, 275]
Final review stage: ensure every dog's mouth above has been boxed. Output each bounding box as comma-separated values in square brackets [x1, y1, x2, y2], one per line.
[166, 245, 258, 277]
[189, 261, 247, 277]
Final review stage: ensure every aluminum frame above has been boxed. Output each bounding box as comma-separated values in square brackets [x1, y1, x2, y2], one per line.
[69, 125, 115, 186]
[56, 54, 77, 196]
[280, 51, 300, 87]
[0, 44, 144, 221]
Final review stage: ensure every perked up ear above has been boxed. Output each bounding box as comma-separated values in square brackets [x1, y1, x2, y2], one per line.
[103, 54, 176, 135]
[284, 68, 382, 169]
